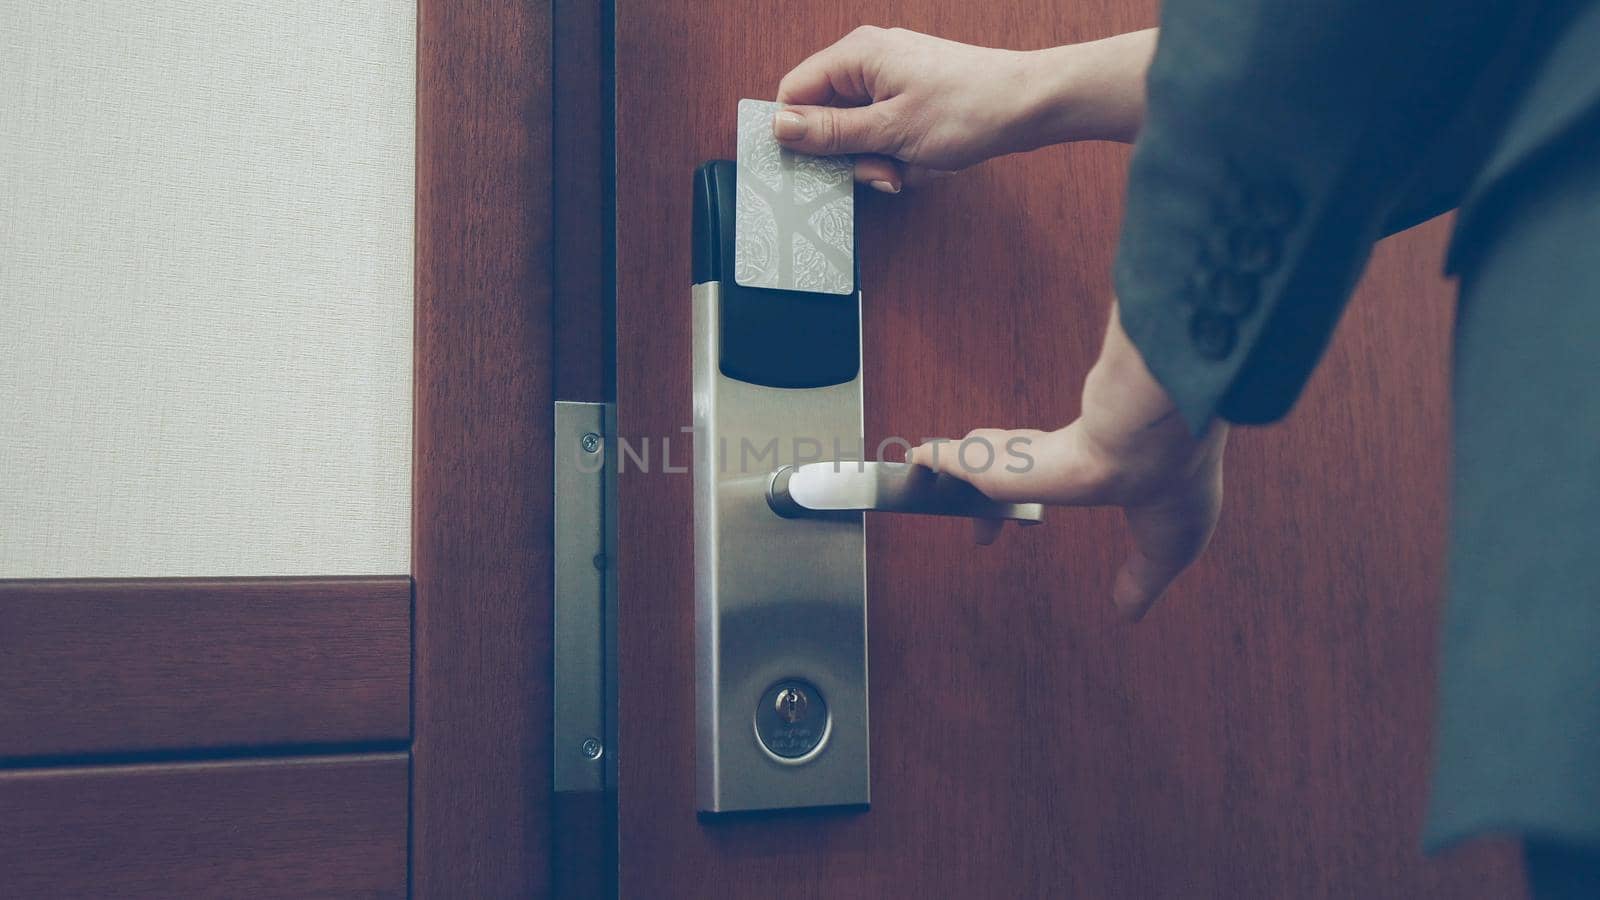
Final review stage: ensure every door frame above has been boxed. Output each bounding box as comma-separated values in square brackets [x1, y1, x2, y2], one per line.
[1, 3, 558, 897]
[413, 0, 615, 896]
[412, 0, 554, 895]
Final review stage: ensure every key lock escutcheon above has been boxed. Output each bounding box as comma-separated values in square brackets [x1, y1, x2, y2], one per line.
[692, 160, 1044, 813]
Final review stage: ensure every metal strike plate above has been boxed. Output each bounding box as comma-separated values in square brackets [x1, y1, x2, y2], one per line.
[693, 279, 870, 814]
[554, 400, 616, 794]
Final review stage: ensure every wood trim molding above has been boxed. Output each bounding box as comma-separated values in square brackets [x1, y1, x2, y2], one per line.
[552, 0, 614, 402]
[413, 0, 556, 895]
[0, 753, 408, 898]
[0, 577, 410, 762]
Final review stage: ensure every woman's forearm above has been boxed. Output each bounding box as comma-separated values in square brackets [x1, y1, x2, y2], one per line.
[1016, 28, 1158, 147]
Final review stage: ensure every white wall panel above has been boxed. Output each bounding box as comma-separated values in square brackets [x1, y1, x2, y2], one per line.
[0, 1, 415, 577]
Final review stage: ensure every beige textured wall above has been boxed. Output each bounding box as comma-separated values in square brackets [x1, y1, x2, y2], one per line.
[0, 1, 415, 578]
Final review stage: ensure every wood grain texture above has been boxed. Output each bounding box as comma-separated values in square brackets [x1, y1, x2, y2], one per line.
[552, 0, 619, 892]
[414, 0, 555, 896]
[614, 2, 1524, 897]
[0, 577, 409, 761]
[553, 0, 614, 402]
[554, 789, 618, 899]
[0, 753, 408, 899]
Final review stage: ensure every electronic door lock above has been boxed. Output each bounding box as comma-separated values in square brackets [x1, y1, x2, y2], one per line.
[693, 160, 1039, 814]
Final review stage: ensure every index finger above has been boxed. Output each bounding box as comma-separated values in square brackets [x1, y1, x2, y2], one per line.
[776, 28, 882, 106]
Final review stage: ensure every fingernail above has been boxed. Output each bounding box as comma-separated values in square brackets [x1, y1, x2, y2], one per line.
[869, 179, 900, 194]
[772, 110, 806, 142]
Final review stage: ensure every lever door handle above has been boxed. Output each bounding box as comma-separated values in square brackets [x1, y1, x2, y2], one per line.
[767, 462, 1044, 524]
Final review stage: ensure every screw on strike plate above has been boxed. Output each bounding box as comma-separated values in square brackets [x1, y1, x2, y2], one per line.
[581, 737, 604, 760]
[580, 432, 602, 453]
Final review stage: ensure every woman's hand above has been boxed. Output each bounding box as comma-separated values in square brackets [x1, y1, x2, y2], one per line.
[908, 304, 1226, 620]
[774, 26, 1156, 192]
[782, 25, 1201, 615]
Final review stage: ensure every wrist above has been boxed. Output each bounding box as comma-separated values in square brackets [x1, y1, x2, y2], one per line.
[1012, 29, 1155, 148]
[1089, 301, 1181, 428]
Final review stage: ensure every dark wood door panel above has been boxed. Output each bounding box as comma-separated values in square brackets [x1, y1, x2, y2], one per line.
[412, 0, 556, 895]
[615, 1, 1523, 896]
[0, 752, 408, 898]
[0, 577, 410, 762]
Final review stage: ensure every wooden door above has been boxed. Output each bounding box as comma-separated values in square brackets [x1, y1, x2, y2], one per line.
[1, 2, 556, 896]
[614, 2, 1525, 896]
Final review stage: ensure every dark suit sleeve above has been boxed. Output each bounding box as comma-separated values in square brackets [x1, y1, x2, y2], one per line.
[1113, 0, 1527, 430]
[1378, 137, 1478, 239]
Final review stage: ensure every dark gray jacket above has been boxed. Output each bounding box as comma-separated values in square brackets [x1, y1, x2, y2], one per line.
[1114, 0, 1600, 850]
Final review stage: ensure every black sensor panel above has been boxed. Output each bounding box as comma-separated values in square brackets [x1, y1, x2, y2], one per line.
[693, 161, 860, 389]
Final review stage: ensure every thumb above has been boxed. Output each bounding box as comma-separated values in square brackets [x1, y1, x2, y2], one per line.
[1112, 479, 1224, 621]
[773, 101, 905, 157]
[1111, 549, 1173, 622]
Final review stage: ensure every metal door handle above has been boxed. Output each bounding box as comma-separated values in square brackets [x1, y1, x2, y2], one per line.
[767, 462, 1044, 524]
